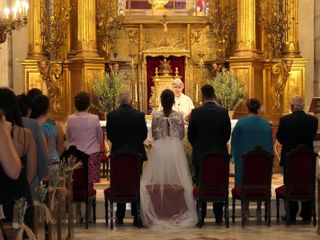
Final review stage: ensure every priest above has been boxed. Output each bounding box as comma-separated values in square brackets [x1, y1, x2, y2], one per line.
[172, 79, 194, 120]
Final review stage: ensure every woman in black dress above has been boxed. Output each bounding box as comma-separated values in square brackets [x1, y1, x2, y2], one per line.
[0, 88, 37, 230]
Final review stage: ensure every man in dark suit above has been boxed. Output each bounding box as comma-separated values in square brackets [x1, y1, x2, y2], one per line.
[188, 84, 231, 224]
[276, 96, 318, 223]
[106, 92, 148, 225]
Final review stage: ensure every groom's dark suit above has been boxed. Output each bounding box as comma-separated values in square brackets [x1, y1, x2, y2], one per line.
[106, 104, 148, 223]
[188, 101, 231, 222]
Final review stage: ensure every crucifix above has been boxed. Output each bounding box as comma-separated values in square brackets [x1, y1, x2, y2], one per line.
[160, 14, 169, 46]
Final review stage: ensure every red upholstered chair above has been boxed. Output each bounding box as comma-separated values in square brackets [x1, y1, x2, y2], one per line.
[193, 148, 230, 228]
[275, 144, 317, 226]
[231, 145, 273, 227]
[61, 146, 96, 229]
[100, 127, 109, 179]
[104, 147, 142, 229]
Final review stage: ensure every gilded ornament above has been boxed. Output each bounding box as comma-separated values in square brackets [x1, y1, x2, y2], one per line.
[259, 0, 292, 58]
[209, 0, 237, 60]
[40, 0, 71, 60]
[97, 0, 123, 59]
[271, 59, 293, 111]
[38, 60, 64, 114]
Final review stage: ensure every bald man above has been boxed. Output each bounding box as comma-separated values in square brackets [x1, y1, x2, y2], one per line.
[106, 91, 148, 225]
[276, 96, 318, 223]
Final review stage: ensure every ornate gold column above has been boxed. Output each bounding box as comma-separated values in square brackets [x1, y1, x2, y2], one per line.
[230, 0, 264, 118]
[27, 0, 47, 59]
[69, 0, 105, 114]
[282, 0, 301, 58]
[234, 0, 258, 57]
[75, 0, 99, 58]
[23, 0, 48, 94]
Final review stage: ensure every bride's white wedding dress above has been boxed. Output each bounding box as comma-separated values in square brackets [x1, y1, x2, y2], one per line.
[140, 111, 197, 228]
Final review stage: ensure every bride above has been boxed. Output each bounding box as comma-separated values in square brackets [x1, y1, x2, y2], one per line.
[140, 89, 197, 228]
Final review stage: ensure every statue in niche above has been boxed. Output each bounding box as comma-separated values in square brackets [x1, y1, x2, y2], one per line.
[159, 58, 172, 75]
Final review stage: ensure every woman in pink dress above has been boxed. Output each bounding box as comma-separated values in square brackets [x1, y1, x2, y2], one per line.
[66, 92, 102, 186]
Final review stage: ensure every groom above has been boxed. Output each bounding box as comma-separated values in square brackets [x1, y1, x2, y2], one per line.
[106, 91, 148, 225]
[188, 84, 231, 224]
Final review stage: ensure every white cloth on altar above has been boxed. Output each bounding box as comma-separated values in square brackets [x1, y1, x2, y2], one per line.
[140, 111, 197, 229]
[172, 93, 194, 118]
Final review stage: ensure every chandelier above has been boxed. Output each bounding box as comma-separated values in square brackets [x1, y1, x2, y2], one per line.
[0, 0, 29, 44]
[148, 0, 169, 9]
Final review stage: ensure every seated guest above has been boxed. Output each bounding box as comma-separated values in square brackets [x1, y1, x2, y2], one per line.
[106, 92, 148, 225]
[17, 93, 49, 190]
[66, 92, 102, 187]
[0, 88, 36, 230]
[30, 95, 64, 171]
[276, 96, 318, 223]
[171, 79, 194, 120]
[231, 98, 273, 218]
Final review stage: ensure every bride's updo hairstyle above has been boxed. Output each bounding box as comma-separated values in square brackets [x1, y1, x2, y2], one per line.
[161, 89, 174, 117]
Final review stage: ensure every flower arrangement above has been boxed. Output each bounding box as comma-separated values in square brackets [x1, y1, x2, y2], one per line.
[91, 72, 129, 114]
[209, 67, 244, 111]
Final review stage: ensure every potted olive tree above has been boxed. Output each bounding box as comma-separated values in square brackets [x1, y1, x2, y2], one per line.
[209, 67, 244, 118]
[91, 72, 128, 118]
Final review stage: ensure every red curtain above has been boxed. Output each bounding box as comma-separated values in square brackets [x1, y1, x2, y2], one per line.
[146, 56, 185, 113]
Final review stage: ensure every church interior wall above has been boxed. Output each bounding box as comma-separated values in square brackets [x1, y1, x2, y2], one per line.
[0, 0, 318, 113]
[314, 0, 320, 97]
[11, 26, 28, 93]
[299, 0, 315, 109]
[0, 0, 10, 88]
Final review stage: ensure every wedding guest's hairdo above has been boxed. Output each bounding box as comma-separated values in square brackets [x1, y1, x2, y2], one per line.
[27, 88, 43, 102]
[246, 98, 261, 114]
[74, 92, 90, 111]
[0, 88, 23, 127]
[161, 89, 174, 117]
[30, 95, 50, 119]
[17, 94, 32, 117]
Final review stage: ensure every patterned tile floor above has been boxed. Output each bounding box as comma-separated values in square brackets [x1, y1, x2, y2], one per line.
[74, 220, 320, 240]
[71, 174, 319, 240]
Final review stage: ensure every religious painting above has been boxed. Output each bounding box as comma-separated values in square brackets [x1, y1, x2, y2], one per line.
[195, 0, 209, 16]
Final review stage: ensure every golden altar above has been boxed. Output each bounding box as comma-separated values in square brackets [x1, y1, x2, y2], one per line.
[23, 0, 305, 123]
